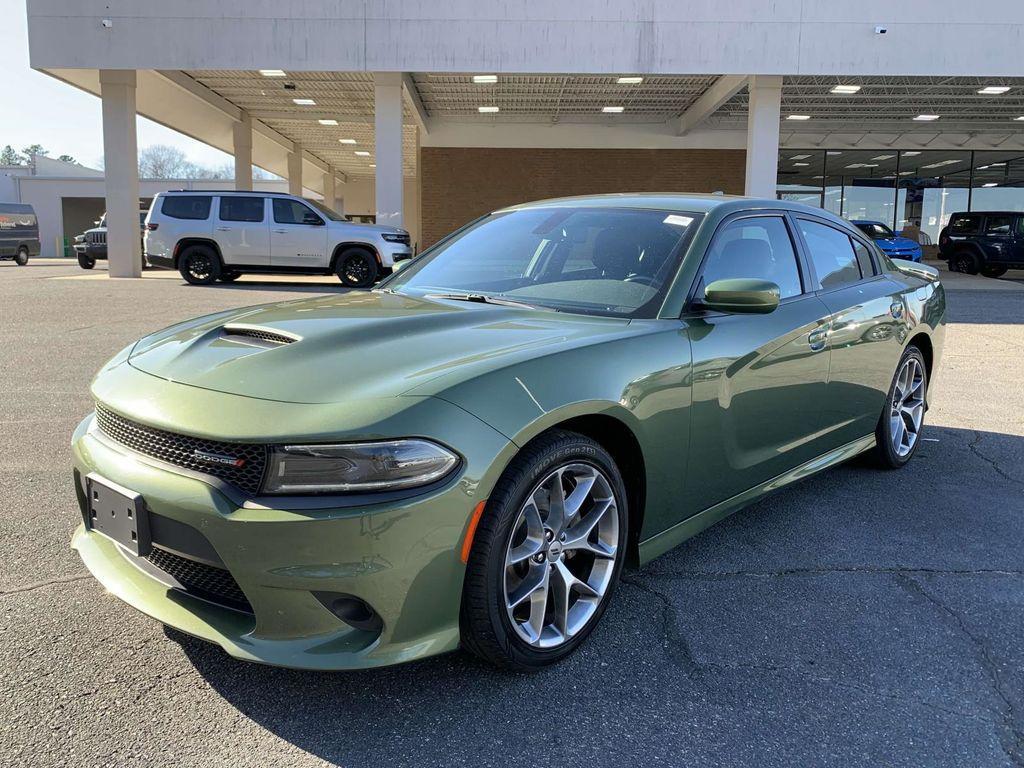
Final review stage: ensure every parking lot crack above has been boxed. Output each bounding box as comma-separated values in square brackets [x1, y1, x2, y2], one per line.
[968, 431, 1024, 487]
[620, 573, 700, 676]
[895, 573, 1024, 767]
[0, 573, 91, 598]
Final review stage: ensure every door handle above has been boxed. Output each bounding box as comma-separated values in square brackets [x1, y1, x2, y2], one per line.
[216, 226, 232, 232]
[272, 229, 287, 234]
[808, 327, 829, 351]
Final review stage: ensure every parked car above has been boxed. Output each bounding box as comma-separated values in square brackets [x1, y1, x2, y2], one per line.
[938, 210, 1024, 277]
[0, 202, 40, 265]
[75, 210, 148, 270]
[144, 190, 412, 288]
[71, 194, 944, 671]
[851, 220, 923, 262]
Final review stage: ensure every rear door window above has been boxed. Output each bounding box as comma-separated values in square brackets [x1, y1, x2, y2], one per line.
[851, 238, 876, 276]
[219, 196, 265, 223]
[984, 215, 1013, 235]
[796, 219, 863, 290]
[161, 196, 211, 220]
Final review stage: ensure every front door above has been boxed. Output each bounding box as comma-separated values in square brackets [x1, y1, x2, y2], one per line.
[215, 196, 269, 266]
[683, 213, 833, 515]
[270, 198, 329, 269]
[979, 214, 1016, 264]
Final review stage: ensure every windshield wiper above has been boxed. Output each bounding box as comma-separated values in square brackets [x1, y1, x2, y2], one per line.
[424, 292, 544, 310]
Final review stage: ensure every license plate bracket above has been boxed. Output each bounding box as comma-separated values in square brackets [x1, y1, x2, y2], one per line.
[85, 473, 152, 557]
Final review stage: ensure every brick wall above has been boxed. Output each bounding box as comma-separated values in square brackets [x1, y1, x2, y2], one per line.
[420, 147, 746, 246]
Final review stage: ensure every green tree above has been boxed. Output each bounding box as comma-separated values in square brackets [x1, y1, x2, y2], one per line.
[0, 145, 22, 165]
[57, 154, 77, 164]
[21, 143, 48, 159]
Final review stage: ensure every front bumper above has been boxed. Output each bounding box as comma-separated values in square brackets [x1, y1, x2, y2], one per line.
[70, 376, 514, 670]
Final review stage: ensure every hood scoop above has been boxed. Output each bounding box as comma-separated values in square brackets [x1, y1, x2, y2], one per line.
[219, 324, 300, 348]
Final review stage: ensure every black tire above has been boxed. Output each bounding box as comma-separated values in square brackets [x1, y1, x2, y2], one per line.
[460, 429, 629, 671]
[218, 270, 242, 283]
[953, 250, 979, 275]
[178, 244, 222, 285]
[980, 265, 1008, 278]
[873, 345, 928, 469]
[14, 247, 29, 266]
[335, 248, 379, 288]
[77, 252, 95, 270]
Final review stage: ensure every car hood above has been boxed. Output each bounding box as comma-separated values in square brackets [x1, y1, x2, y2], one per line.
[127, 292, 632, 404]
[327, 221, 406, 236]
[875, 236, 920, 250]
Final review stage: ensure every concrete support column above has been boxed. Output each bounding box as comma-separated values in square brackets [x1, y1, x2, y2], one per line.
[322, 170, 336, 212]
[99, 69, 141, 278]
[233, 111, 253, 191]
[374, 72, 404, 227]
[744, 75, 783, 199]
[287, 144, 303, 196]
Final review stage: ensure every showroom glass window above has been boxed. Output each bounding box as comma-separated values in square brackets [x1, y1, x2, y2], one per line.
[700, 216, 803, 298]
[797, 219, 863, 289]
[273, 198, 324, 225]
[971, 151, 1024, 213]
[894, 151, 970, 244]
[219, 196, 264, 223]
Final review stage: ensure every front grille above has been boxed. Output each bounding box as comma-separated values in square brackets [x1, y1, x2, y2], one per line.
[145, 546, 252, 612]
[95, 404, 267, 496]
[87, 231, 106, 245]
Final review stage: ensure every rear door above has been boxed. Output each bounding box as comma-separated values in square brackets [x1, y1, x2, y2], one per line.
[683, 212, 834, 513]
[270, 198, 329, 269]
[793, 216, 905, 447]
[215, 196, 269, 266]
[979, 214, 1015, 264]
[1013, 216, 1024, 263]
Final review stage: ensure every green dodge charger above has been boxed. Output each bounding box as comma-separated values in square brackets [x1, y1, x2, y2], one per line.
[71, 194, 945, 671]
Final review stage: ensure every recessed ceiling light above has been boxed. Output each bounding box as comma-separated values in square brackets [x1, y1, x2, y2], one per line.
[339, 138, 357, 144]
[913, 114, 940, 121]
[369, 164, 376, 168]
[978, 86, 1010, 95]
[787, 114, 811, 121]
[478, 106, 499, 113]
[602, 106, 625, 113]
[318, 119, 338, 126]
[617, 76, 644, 84]
[790, 154, 811, 160]
[793, 162, 810, 166]
[871, 155, 895, 160]
[983, 182, 999, 187]
[902, 151, 921, 156]
[259, 69, 286, 77]
[354, 150, 371, 156]
[472, 75, 498, 84]
[292, 98, 316, 106]
[831, 84, 861, 94]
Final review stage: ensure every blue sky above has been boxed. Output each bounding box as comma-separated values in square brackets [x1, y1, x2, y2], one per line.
[5, 0, 230, 169]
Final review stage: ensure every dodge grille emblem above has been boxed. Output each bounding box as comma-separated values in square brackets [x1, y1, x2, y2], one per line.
[192, 449, 246, 468]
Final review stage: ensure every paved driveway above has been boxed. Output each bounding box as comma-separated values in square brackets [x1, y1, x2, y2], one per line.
[2, 262, 1022, 767]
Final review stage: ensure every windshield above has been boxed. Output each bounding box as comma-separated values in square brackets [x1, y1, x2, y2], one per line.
[304, 198, 345, 221]
[385, 206, 701, 318]
[856, 222, 895, 239]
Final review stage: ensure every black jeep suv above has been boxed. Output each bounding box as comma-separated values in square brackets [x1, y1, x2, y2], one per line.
[938, 211, 1024, 278]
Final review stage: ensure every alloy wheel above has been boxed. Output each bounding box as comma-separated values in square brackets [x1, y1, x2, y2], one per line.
[187, 254, 212, 280]
[344, 256, 370, 285]
[890, 356, 925, 457]
[503, 462, 619, 649]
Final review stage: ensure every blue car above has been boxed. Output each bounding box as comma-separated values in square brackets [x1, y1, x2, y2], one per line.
[851, 220, 923, 262]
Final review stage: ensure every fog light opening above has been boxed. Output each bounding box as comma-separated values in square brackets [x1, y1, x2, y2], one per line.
[313, 592, 383, 634]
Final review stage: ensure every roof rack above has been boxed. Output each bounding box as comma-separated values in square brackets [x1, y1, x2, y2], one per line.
[164, 189, 297, 196]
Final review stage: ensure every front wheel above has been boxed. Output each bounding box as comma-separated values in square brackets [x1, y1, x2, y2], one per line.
[460, 430, 628, 671]
[873, 346, 928, 469]
[178, 245, 221, 285]
[335, 248, 378, 288]
[981, 265, 1008, 278]
[77, 252, 95, 270]
[14, 247, 29, 266]
[953, 251, 979, 275]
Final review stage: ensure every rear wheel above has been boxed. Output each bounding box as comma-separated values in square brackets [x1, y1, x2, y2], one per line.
[77, 252, 95, 270]
[980, 265, 1008, 278]
[335, 248, 378, 288]
[14, 247, 29, 266]
[178, 245, 221, 285]
[218, 270, 242, 283]
[953, 250, 979, 275]
[873, 346, 928, 469]
[460, 430, 628, 671]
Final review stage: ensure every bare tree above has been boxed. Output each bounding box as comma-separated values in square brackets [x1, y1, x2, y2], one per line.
[138, 144, 191, 178]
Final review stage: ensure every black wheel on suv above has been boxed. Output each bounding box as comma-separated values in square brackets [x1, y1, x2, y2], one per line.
[980, 265, 1008, 278]
[178, 244, 222, 285]
[335, 247, 378, 288]
[14, 246, 29, 266]
[953, 250, 979, 275]
[77, 252, 95, 270]
[218, 270, 242, 283]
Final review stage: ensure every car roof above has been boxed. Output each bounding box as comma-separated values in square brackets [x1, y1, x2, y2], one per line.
[851, 219, 886, 226]
[493, 192, 839, 216]
[949, 210, 1020, 217]
[160, 189, 298, 197]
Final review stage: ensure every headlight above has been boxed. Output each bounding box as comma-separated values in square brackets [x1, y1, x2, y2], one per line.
[381, 232, 409, 244]
[263, 439, 458, 494]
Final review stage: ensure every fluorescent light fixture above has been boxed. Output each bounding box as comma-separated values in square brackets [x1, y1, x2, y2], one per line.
[831, 84, 862, 94]
[787, 114, 811, 121]
[472, 75, 498, 84]
[790, 154, 811, 160]
[898, 171, 914, 175]
[913, 114, 940, 121]
[871, 155, 895, 160]
[845, 163, 879, 169]
[793, 162, 810, 167]
[369, 164, 376, 168]
[478, 106, 499, 113]
[902, 151, 921, 156]
[292, 98, 316, 106]
[354, 150, 371, 156]
[339, 138, 357, 144]
[259, 69, 286, 77]
[318, 119, 338, 126]
[1015, 116, 1024, 121]
[978, 86, 1010, 95]
[992, 162, 1007, 166]
[826, 150, 843, 155]
[617, 76, 644, 84]
[920, 159, 961, 169]
[983, 182, 999, 187]
[602, 106, 625, 113]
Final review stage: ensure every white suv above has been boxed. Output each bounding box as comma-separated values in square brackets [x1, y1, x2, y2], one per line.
[144, 191, 412, 287]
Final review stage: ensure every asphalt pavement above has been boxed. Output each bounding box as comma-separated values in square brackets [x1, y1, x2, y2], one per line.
[2, 260, 1022, 768]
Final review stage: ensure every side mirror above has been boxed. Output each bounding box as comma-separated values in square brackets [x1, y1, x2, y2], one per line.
[700, 278, 780, 314]
[303, 214, 324, 226]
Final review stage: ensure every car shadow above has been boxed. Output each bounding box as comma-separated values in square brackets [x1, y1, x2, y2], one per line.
[168, 424, 1024, 767]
